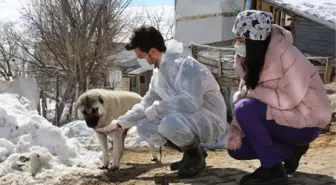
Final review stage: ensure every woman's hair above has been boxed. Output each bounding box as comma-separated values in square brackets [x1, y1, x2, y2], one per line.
[241, 35, 271, 90]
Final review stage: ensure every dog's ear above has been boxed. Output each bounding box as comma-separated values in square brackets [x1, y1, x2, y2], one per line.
[98, 96, 104, 104]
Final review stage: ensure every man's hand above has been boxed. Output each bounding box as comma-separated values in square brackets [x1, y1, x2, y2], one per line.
[95, 120, 122, 133]
[144, 106, 156, 121]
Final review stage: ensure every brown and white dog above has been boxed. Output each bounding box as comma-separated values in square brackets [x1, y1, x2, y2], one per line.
[76, 88, 160, 171]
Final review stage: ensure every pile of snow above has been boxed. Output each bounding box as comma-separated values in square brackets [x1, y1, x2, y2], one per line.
[61, 121, 96, 138]
[0, 93, 102, 184]
[0, 92, 154, 184]
[270, 0, 336, 24]
[61, 120, 149, 148]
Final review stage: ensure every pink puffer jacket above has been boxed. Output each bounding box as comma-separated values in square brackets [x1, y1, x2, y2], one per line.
[228, 25, 332, 150]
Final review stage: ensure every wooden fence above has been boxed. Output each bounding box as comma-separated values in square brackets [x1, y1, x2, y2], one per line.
[190, 42, 335, 121]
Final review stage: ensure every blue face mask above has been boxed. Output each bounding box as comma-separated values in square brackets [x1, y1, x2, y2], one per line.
[234, 44, 246, 57]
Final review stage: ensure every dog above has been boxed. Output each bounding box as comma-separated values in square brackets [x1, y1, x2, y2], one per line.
[76, 88, 160, 171]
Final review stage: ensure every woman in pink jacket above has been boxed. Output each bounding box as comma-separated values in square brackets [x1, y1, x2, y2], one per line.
[228, 10, 332, 185]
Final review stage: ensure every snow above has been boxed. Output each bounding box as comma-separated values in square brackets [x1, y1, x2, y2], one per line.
[269, 0, 336, 24]
[0, 94, 102, 184]
[0, 93, 151, 184]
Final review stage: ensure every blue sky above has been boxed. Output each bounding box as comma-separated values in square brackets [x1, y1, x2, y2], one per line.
[130, 0, 174, 6]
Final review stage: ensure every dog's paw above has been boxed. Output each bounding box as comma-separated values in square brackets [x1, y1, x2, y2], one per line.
[107, 166, 119, 172]
[98, 165, 109, 170]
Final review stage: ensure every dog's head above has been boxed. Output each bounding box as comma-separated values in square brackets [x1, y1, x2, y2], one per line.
[77, 92, 105, 129]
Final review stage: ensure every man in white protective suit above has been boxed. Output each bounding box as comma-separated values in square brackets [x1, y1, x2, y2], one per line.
[95, 25, 230, 178]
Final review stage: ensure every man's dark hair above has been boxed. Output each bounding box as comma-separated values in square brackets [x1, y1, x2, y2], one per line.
[125, 25, 167, 53]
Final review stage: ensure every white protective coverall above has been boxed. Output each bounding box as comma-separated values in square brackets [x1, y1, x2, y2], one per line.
[117, 40, 229, 147]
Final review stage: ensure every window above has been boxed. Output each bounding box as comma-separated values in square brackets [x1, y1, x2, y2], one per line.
[130, 77, 137, 88]
[140, 75, 145, 83]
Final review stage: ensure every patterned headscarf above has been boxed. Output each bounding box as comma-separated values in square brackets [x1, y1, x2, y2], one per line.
[232, 10, 274, 41]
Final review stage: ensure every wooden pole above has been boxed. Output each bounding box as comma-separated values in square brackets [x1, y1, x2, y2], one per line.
[41, 89, 47, 118]
[137, 75, 141, 96]
[75, 83, 79, 119]
[218, 51, 223, 77]
[324, 59, 335, 84]
[86, 76, 89, 91]
[55, 72, 59, 126]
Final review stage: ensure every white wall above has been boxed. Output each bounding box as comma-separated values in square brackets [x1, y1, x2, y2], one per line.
[174, 0, 244, 47]
[0, 77, 40, 110]
[109, 70, 123, 90]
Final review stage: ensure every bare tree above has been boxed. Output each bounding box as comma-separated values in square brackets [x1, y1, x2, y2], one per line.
[11, 0, 132, 124]
[144, 7, 174, 41]
[0, 22, 22, 80]
[128, 6, 175, 41]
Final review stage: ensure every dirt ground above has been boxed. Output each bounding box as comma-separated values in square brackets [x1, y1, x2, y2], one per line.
[56, 148, 336, 185]
[54, 131, 336, 185]
[314, 123, 336, 149]
[53, 83, 336, 185]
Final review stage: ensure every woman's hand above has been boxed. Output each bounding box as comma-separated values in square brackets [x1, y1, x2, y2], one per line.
[227, 125, 243, 150]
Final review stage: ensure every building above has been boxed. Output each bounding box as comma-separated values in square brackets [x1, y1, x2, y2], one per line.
[244, 0, 335, 57]
[110, 45, 153, 96]
[120, 65, 153, 97]
[174, 0, 245, 56]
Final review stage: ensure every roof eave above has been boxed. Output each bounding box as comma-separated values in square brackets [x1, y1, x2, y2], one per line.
[265, 0, 336, 31]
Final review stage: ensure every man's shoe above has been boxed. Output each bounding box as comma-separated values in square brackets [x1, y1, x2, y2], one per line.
[177, 139, 206, 178]
[240, 163, 288, 185]
[284, 144, 309, 174]
[170, 147, 208, 171]
[163, 140, 185, 171]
